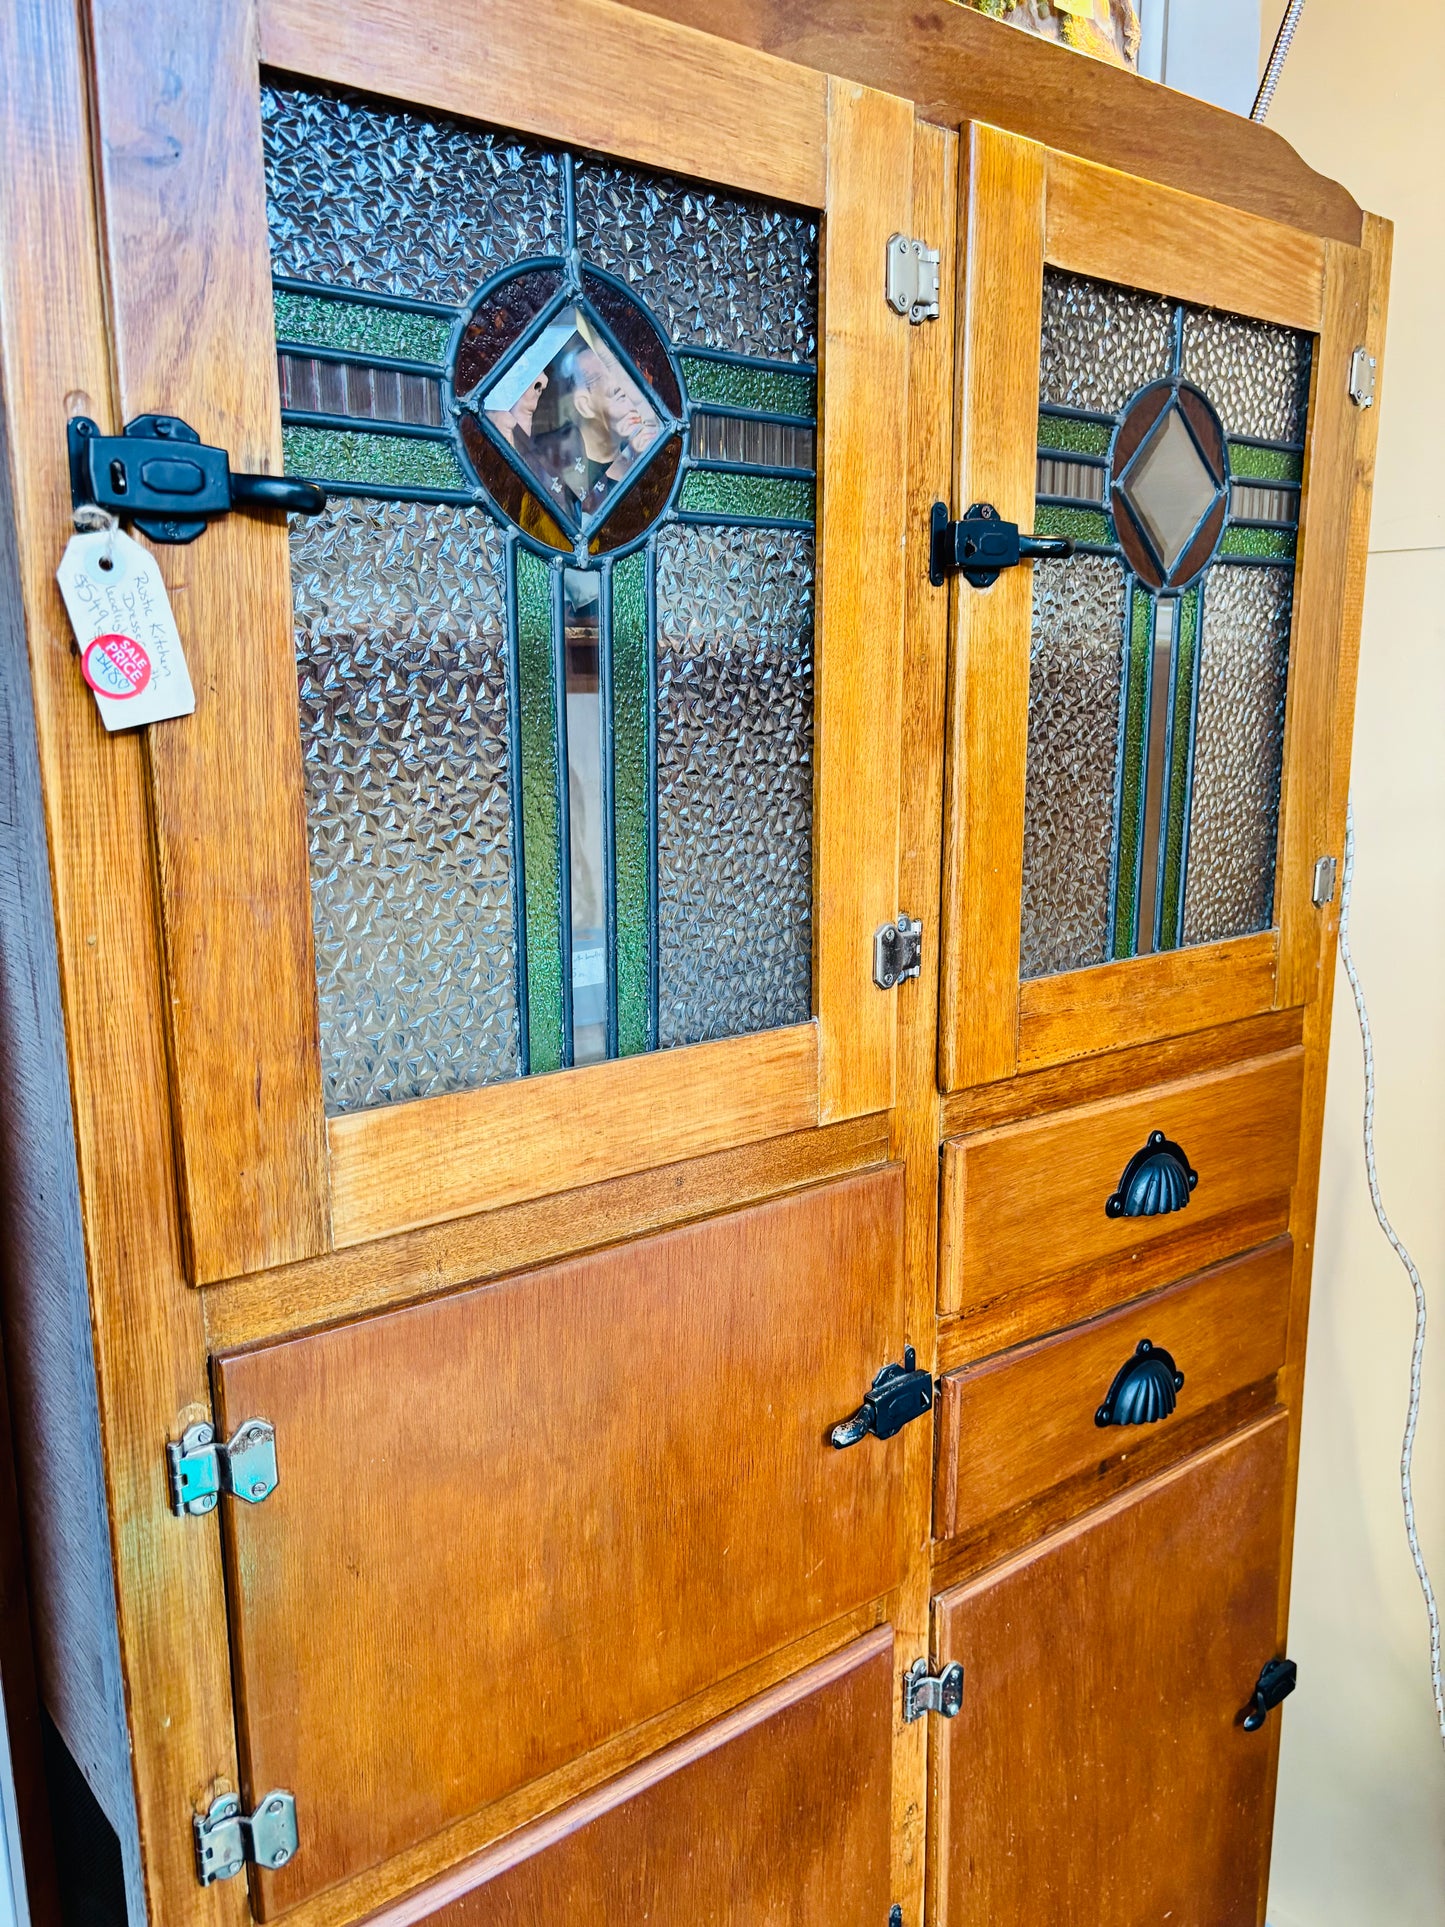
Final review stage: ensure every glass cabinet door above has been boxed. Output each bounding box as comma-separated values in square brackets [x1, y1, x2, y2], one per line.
[940, 125, 1373, 1090]
[86, 0, 917, 1278]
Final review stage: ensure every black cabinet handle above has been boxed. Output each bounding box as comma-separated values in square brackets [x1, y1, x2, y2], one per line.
[1095, 1339, 1184, 1427]
[1241, 1656, 1297, 1731]
[1105, 1130, 1198, 1219]
[929, 501, 1074, 588]
[831, 1348, 933, 1449]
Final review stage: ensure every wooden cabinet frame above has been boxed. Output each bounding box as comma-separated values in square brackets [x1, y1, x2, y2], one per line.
[939, 124, 1375, 1090]
[83, 0, 917, 1281]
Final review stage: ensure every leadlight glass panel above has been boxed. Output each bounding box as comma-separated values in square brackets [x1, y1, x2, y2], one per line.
[1022, 267, 1311, 980]
[263, 80, 818, 1113]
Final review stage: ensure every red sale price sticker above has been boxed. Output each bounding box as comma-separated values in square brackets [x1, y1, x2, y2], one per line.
[81, 632, 153, 700]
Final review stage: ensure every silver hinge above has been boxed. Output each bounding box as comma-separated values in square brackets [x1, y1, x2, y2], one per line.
[193, 1789, 298, 1885]
[902, 1658, 964, 1722]
[885, 234, 940, 324]
[1349, 346, 1377, 408]
[167, 1418, 279, 1517]
[1312, 854, 1338, 907]
[873, 914, 923, 991]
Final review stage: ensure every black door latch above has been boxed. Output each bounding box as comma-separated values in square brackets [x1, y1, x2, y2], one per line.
[929, 500, 1074, 588]
[831, 1348, 933, 1448]
[1241, 1656, 1297, 1731]
[69, 414, 326, 545]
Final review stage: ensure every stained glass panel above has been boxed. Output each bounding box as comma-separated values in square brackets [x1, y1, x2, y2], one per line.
[1023, 266, 1311, 981]
[265, 80, 818, 1108]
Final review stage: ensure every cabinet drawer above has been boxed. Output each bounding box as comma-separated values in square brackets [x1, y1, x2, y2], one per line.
[362, 1631, 894, 1927]
[934, 1239, 1293, 1546]
[939, 1048, 1303, 1346]
[213, 1167, 908, 1913]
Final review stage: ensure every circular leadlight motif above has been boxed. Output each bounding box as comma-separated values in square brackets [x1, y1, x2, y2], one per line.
[1111, 379, 1228, 591]
[455, 265, 679, 549]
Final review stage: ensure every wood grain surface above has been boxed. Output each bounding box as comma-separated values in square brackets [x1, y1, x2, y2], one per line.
[89, 0, 330, 1279]
[931, 1415, 1290, 1927]
[813, 78, 914, 1120]
[611, 0, 1362, 244]
[355, 1631, 894, 1927]
[215, 1168, 911, 1911]
[939, 1048, 1304, 1333]
[935, 1239, 1292, 1543]
[938, 124, 1044, 1090]
[262, 0, 828, 210]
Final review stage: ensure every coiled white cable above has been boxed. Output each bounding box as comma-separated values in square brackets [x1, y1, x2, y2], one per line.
[1339, 800, 1445, 1752]
[1251, 0, 1310, 122]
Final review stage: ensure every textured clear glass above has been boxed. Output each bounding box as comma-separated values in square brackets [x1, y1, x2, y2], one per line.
[261, 82, 563, 306]
[575, 161, 818, 362]
[1180, 307, 1312, 444]
[292, 500, 519, 1114]
[563, 570, 607, 1066]
[1181, 566, 1293, 947]
[655, 526, 814, 1046]
[1020, 555, 1128, 979]
[1039, 271, 1174, 416]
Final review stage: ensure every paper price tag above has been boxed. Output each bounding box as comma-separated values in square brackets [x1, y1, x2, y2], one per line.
[56, 528, 196, 731]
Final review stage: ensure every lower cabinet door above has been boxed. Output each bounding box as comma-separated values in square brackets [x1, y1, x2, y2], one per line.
[932, 1414, 1289, 1927]
[212, 1167, 909, 1911]
[368, 1630, 896, 1927]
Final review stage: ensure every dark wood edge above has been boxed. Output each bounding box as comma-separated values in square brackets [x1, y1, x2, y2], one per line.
[612, 0, 1362, 244]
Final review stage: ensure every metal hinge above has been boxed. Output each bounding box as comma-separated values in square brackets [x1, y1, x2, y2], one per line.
[1312, 854, 1338, 906]
[193, 1789, 298, 1885]
[1349, 346, 1377, 409]
[873, 914, 922, 990]
[167, 1418, 279, 1517]
[885, 234, 940, 324]
[902, 1658, 964, 1723]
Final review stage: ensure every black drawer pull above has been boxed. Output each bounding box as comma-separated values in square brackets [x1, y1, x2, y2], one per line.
[1095, 1339, 1184, 1428]
[1105, 1130, 1198, 1219]
[1241, 1656, 1297, 1731]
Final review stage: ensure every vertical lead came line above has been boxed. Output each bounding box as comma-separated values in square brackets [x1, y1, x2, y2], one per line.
[1134, 598, 1177, 955]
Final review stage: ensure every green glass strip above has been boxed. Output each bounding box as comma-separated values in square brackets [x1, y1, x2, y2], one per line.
[274, 289, 453, 365]
[679, 356, 816, 419]
[1037, 413, 1112, 458]
[1219, 525, 1297, 560]
[611, 551, 651, 1059]
[1227, 441, 1303, 485]
[679, 469, 814, 522]
[1034, 503, 1114, 546]
[1157, 585, 1201, 950]
[1112, 587, 1154, 960]
[282, 425, 466, 493]
[515, 548, 564, 1076]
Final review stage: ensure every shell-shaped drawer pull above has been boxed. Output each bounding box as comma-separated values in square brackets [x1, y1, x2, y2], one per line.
[1105, 1129, 1198, 1219]
[1095, 1339, 1185, 1428]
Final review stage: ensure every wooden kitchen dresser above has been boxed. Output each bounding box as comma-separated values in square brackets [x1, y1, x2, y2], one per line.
[0, 2, 1388, 1925]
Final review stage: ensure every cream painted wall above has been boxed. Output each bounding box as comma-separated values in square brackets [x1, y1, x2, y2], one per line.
[1255, 3, 1445, 1921]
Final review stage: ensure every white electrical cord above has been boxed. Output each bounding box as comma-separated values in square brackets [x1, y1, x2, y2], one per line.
[1251, 0, 1310, 121]
[1339, 801, 1445, 1752]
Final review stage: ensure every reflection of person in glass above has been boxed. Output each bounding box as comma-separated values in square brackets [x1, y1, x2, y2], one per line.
[559, 342, 660, 515]
[490, 371, 548, 462]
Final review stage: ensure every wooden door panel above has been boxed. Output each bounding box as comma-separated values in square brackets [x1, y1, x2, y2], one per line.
[363, 1631, 894, 1927]
[939, 123, 1375, 1090]
[939, 1046, 1303, 1337]
[932, 1414, 1289, 1927]
[84, 0, 917, 1279]
[213, 1167, 909, 1910]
